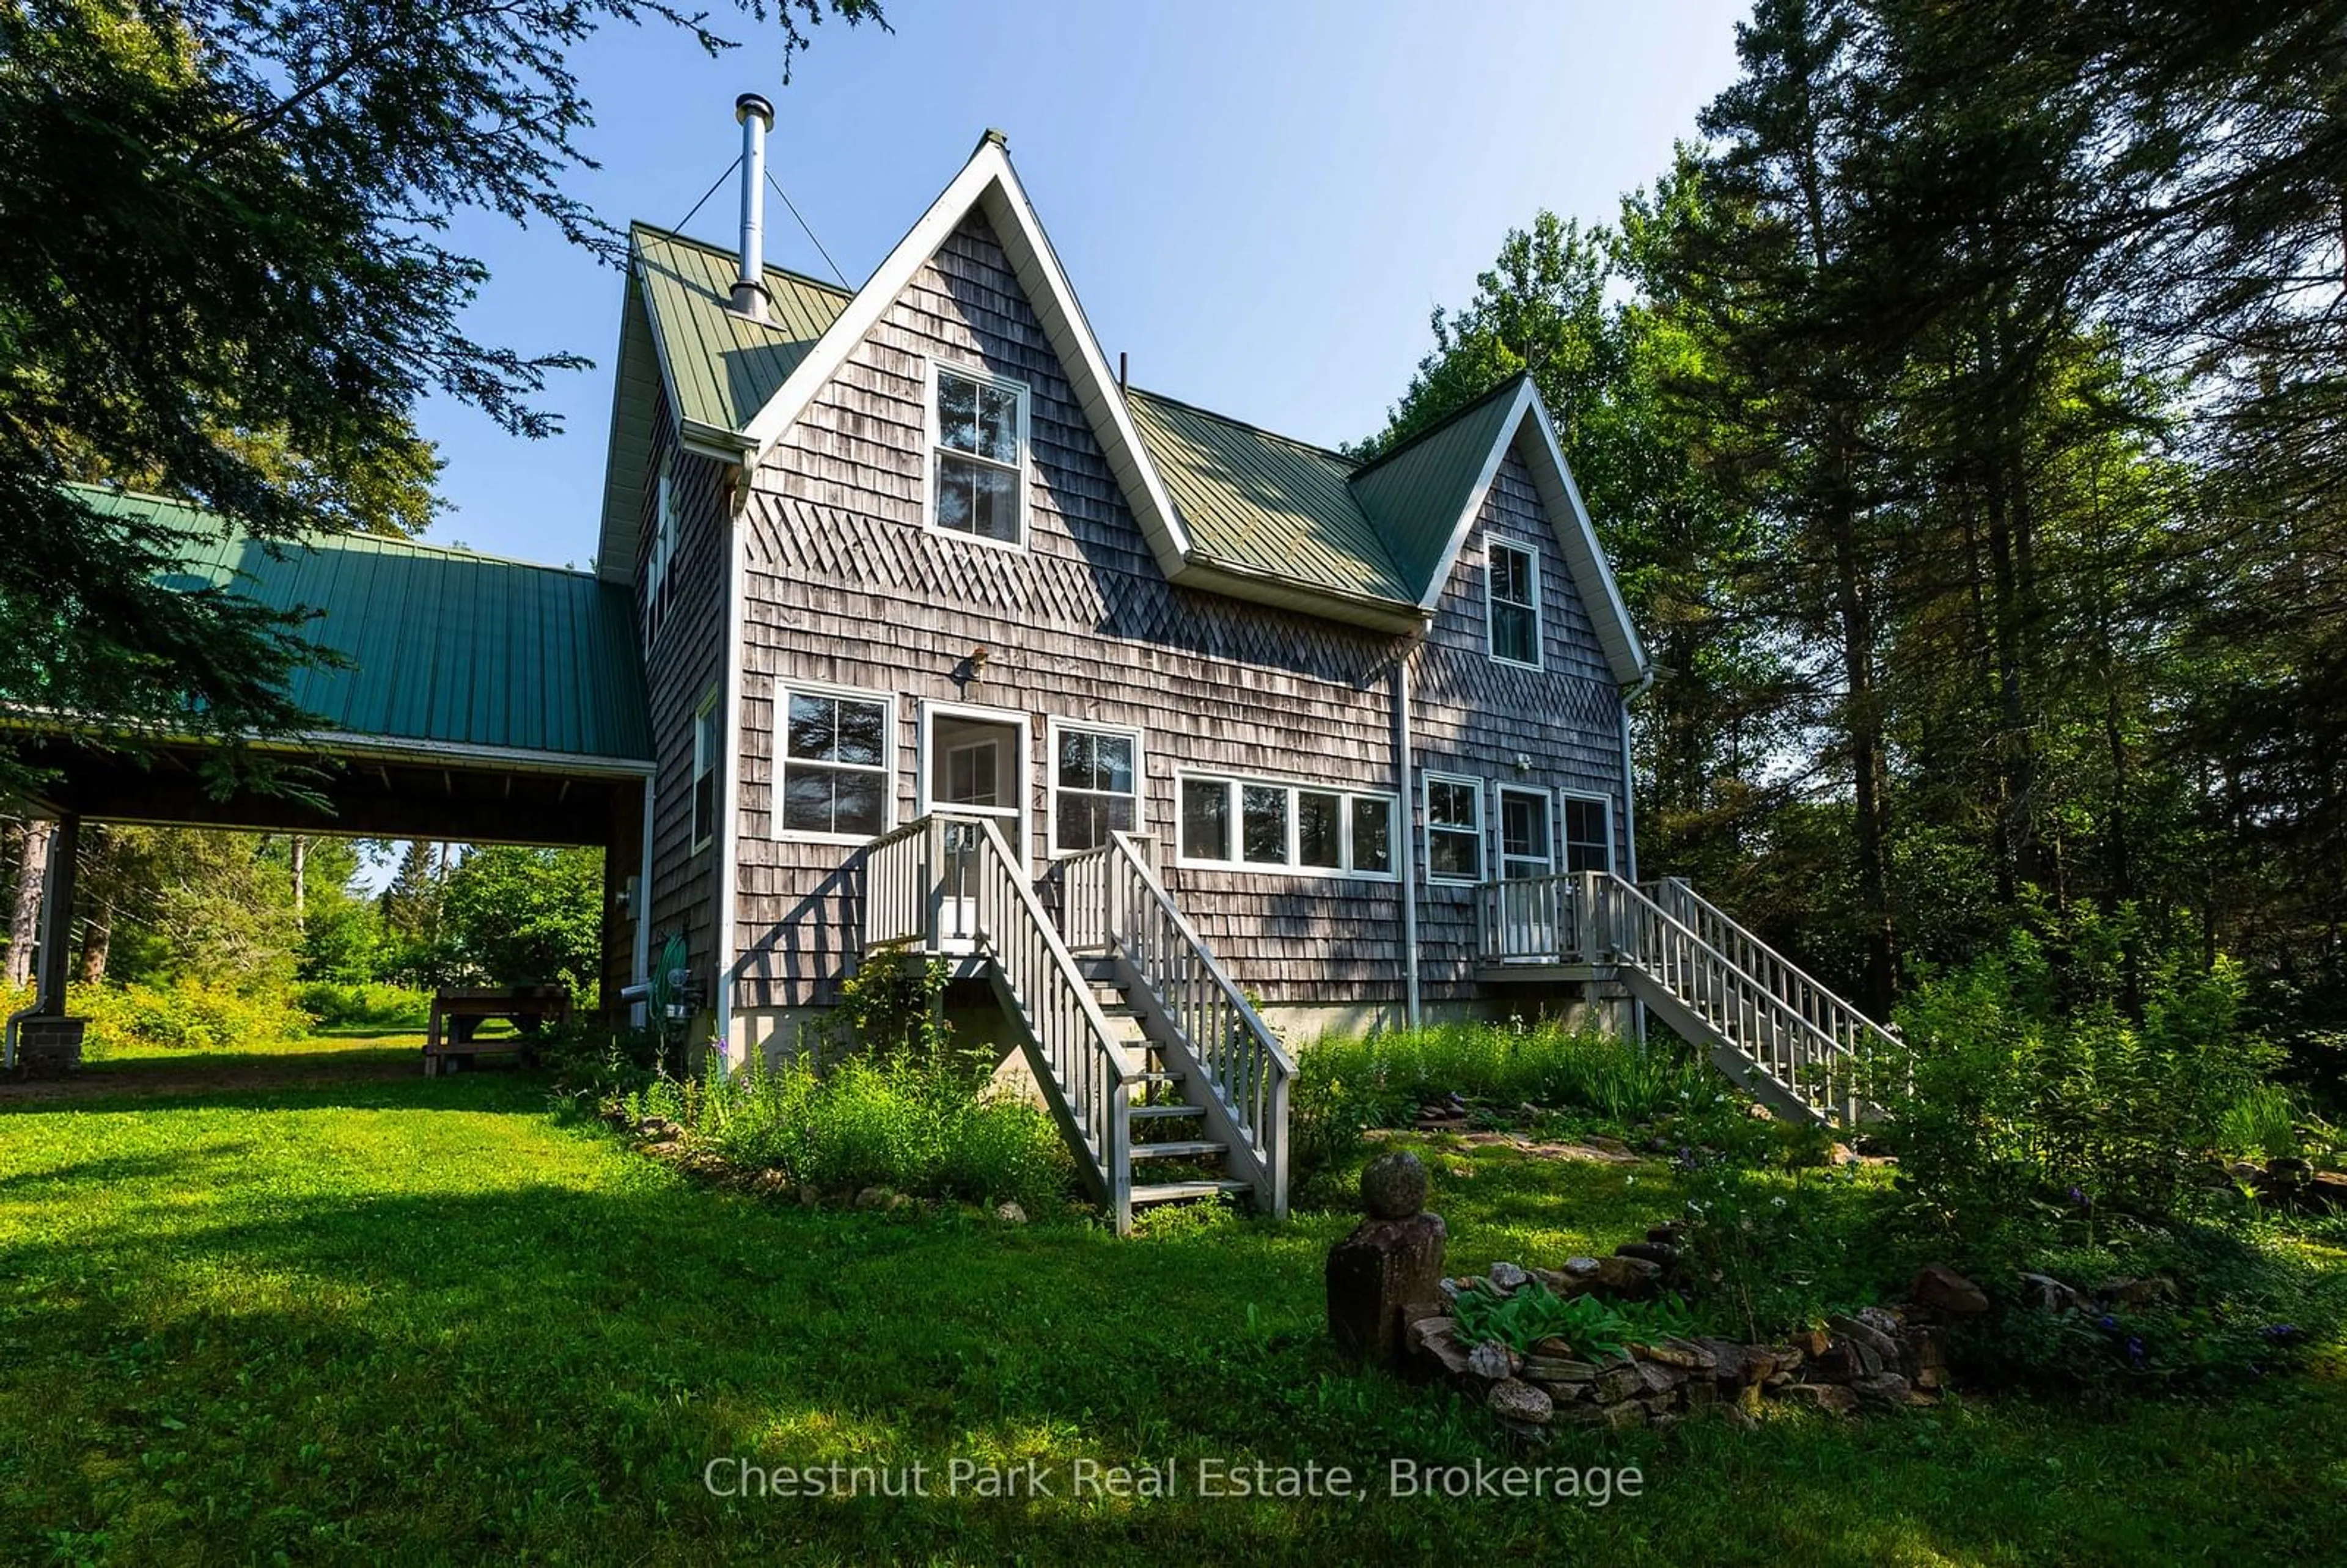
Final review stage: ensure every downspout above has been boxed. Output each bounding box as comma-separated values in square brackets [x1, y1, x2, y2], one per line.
[1392, 626, 1430, 1030]
[712, 477, 747, 1071]
[631, 780, 655, 1029]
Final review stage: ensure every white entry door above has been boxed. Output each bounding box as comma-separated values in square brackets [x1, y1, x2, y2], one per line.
[923, 705, 1027, 948]
[1496, 786, 1559, 961]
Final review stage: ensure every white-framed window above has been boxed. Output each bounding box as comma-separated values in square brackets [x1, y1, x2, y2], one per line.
[1497, 785, 1554, 881]
[1487, 540, 1541, 668]
[648, 452, 680, 640]
[926, 360, 1028, 548]
[1424, 772, 1485, 884]
[1562, 792, 1614, 873]
[778, 682, 894, 843]
[691, 689, 720, 853]
[1175, 772, 1397, 879]
[1049, 719, 1142, 855]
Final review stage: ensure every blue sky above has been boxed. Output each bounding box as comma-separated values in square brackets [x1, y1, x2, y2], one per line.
[417, 0, 1752, 566]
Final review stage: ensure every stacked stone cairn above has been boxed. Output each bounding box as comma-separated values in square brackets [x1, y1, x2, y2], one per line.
[1325, 1154, 1989, 1437]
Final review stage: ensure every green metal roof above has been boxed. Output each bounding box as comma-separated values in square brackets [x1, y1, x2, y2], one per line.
[630, 223, 852, 444]
[76, 484, 652, 764]
[1126, 389, 1414, 604]
[1126, 378, 1544, 612]
[1348, 376, 1530, 597]
[597, 225, 854, 582]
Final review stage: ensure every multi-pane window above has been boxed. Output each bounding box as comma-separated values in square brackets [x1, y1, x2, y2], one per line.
[1562, 794, 1613, 873]
[1178, 775, 1397, 878]
[1425, 774, 1483, 883]
[1488, 541, 1540, 667]
[1052, 725, 1139, 853]
[931, 365, 1024, 545]
[779, 687, 891, 839]
[691, 692, 719, 851]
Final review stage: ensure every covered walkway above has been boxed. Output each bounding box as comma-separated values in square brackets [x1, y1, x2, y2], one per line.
[8, 486, 655, 1053]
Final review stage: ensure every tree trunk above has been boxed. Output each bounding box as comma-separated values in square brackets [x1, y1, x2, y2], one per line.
[1826, 466, 1897, 1019]
[7, 819, 52, 989]
[292, 834, 307, 933]
[78, 825, 114, 985]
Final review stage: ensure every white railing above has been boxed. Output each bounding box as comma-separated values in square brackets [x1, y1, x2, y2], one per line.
[859, 814, 1136, 1228]
[1643, 877, 1905, 1071]
[1475, 868, 1906, 1126]
[1475, 872, 1582, 965]
[1060, 831, 1292, 1218]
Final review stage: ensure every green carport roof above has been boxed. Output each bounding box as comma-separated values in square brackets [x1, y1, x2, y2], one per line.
[76, 484, 652, 766]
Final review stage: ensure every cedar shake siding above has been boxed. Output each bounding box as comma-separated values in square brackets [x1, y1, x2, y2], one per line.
[1411, 445, 1631, 1004]
[730, 214, 1408, 1014]
[719, 211, 1632, 1019]
[636, 393, 730, 995]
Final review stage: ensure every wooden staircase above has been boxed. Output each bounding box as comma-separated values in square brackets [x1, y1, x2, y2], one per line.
[862, 815, 1288, 1232]
[1480, 871, 1907, 1127]
[1076, 955, 1252, 1212]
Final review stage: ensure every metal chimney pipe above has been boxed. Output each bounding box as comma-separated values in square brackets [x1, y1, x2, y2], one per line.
[732, 92, 775, 320]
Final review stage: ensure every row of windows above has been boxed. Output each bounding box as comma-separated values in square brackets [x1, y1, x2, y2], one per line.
[687, 682, 1612, 881]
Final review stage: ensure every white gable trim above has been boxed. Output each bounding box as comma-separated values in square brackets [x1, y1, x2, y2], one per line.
[1411, 382, 1651, 689]
[736, 137, 1192, 581]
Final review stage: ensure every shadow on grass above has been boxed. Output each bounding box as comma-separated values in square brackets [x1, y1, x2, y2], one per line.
[6, 1137, 2341, 1565]
[0, 1066, 551, 1118]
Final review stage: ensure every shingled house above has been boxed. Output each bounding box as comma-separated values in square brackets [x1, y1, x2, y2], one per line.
[17, 103, 1892, 1229]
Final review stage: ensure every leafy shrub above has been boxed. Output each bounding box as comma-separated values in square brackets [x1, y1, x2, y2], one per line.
[1452, 1279, 1692, 1358]
[627, 1052, 1073, 1215]
[74, 978, 310, 1055]
[1947, 1222, 2347, 1394]
[1890, 930, 2273, 1250]
[294, 981, 433, 1030]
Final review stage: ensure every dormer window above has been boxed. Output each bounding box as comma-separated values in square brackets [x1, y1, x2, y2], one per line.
[1487, 540, 1541, 667]
[928, 362, 1027, 547]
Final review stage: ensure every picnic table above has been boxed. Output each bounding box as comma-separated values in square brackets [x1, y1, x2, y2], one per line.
[423, 985, 571, 1076]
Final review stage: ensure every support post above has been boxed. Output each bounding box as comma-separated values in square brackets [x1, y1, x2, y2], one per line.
[601, 780, 647, 1024]
[36, 813, 79, 1015]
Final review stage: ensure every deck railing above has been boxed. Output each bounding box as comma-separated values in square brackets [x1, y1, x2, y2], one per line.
[1060, 831, 1292, 1218]
[1475, 867, 1906, 1126]
[859, 813, 1135, 1227]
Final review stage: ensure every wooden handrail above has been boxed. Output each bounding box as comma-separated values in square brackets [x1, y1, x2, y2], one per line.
[1057, 830, 1291, 1218]
[859, 813, 1135, 1228]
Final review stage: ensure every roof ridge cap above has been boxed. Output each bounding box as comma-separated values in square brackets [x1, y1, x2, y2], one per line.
[628, 219, 858, 302]
[1348, 372, 1531, 480]
[1127, 384, 1361, 467]
[65, 482, 600, 579]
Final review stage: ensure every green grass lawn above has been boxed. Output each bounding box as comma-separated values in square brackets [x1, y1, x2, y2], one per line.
[3, 1069, 2344, 1566]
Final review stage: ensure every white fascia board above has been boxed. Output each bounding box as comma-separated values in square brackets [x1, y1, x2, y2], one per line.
[735, 139, 1193, 581]
[1403, 381, 1651, 690]
[1409, 380, 1537, 615]
[1520, 394, 1651, 689]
